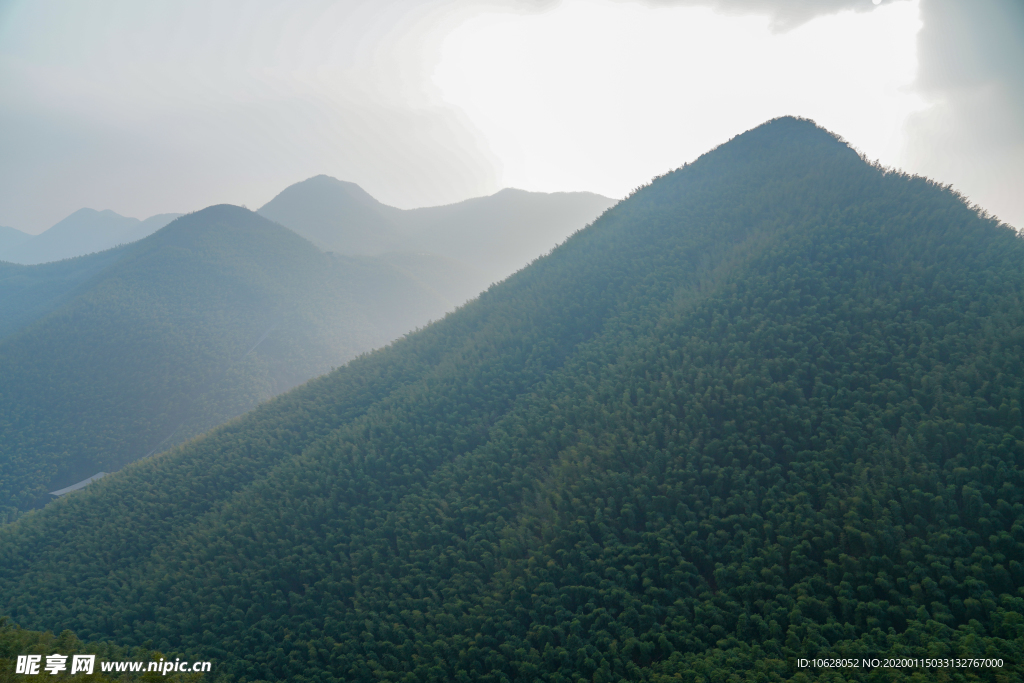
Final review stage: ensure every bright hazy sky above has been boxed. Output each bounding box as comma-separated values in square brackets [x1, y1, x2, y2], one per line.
[0, 0, 1021, 233]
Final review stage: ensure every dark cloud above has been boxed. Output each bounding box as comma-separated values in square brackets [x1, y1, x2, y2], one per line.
[916, 0, 1024, 97]
[621, 0, 1021, 106]
[905, 0, 1024, 226]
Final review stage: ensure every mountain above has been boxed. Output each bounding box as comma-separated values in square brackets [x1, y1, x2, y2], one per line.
[2, 117, 1024, 681]
[258, 176, 617, 303]
[0, 206, 456, 521]
[258, 176, 403, 256]
[1, 209, 180, 265]
[0, 226, 31, 255]
[0, 247, 129, 341]
[1, 209, 138, 264]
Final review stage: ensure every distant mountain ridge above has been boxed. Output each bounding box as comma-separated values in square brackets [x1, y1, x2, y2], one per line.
[258, 176, 403, 256]
[0, 185, 618, 519]
[0, 225, 31, 254]
[258, 176, 617, 300]
[2, 181, 613, 291]
[0, 206, 457, 520]
[0, 209, 181, 265]
[395, 187, 619, 279]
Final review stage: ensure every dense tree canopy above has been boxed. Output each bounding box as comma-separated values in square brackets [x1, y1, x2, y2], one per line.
[0, 247, 127, 340]
[0, 618, 211, 683]
[1, 117, 1022, 682]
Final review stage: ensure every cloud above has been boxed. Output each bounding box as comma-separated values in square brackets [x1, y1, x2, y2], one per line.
[434, 0, 924, 200]
[0, 0, 503, 231]
[903, 0, 1024, 226]
[638, 0, 879, 31]
[618, 0, 1024, 226]
[0, 0, 1020, 230]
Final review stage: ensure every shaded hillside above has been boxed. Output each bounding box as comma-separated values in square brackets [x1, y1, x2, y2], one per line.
[0, 226, 30, 255]
[2, 118, 1024, 682]
[1, 209, 180, 265]
[0, 206, 455, 520]
[0, 247, 128, 340]
[259, 177, 615, 304]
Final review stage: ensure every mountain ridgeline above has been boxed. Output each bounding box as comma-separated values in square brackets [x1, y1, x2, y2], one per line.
[0, 186, 614, 522]
[0, 208, 459, 519]
[257, 177, 617, 305]
[0, 210, 181, 265]
[2, 117, 1024, 682]
[257, 178, 403, 256]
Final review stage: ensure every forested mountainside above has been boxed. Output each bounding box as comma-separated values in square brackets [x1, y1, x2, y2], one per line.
[258, 176, 616, 303]
[2, 117, 1024, 682]
[0, 619, 209, 683]
[0, 207, 456, 521]
[0, 247, 128, 340]
[0, 209, 180, 265]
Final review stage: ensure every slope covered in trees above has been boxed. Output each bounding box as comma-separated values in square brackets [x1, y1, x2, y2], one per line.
[0, 207, 457, 520]
[0, 247, 129, 340]
[0, 618, 210, 683]
[2, 117, 1023, 682]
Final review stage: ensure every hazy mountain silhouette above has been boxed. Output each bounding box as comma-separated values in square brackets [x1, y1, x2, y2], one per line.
[0, 225, 31, 256]
[259, 177, 616, 303]
[1, 209, 181, 265]
[258, 176, 403, 256]
[396, 187, 619, 282]
[373, 251, 491, 310]
[118, 212, 184, 244]
[0, 206, 456, 520]
[3, 118, 1023, 679]
[0, 182, 613, 515]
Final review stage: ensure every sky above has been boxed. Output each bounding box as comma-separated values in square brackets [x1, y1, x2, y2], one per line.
[0, 0, 1021, 233]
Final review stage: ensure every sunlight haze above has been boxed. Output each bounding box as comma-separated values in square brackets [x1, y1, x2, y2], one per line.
[0, 0, 1020, 231]
[434, 0, 925, 199]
